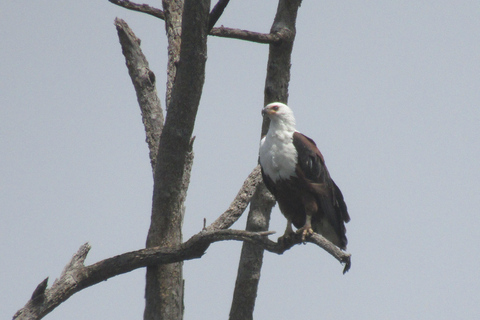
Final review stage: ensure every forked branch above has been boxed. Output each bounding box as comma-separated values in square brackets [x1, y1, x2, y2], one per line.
[110, 0, 287, 44]
[208, 0, 231, 31]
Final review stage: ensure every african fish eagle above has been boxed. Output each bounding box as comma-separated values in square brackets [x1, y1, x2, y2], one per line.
[259, 102, 350, 249]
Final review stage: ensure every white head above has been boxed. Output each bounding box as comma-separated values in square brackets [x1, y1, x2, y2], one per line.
[260, 102, 298, 180]
[262, 102, 296, 131]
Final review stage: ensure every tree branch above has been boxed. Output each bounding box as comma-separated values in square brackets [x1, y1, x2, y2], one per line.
[108, 0, 288, 45]
[209, 26, 282, 44]
[208, 0, 230, 31]
[13, 228, 350, 320]
[109, 0, 165, 19]
[115, 18, 164, 172]
[206, 165, 263, 231]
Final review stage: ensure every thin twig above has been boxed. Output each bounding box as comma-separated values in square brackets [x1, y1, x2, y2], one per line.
[109, 0, 165, 19]
[108, 1, 286, 45]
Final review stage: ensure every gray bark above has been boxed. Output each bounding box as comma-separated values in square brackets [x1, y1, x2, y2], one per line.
[144, 0, 210, 319]
[115, 18, 164, 172]
[162, 0, 183, 110]
[229, 183, 276, 320]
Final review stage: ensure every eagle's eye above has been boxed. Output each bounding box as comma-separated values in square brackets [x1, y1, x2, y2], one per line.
[271, 105, 279, 112]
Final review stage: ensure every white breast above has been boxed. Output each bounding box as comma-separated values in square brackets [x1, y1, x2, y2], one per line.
[259, 130, 298, 182]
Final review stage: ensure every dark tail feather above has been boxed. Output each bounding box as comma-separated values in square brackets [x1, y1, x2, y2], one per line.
[333, 180, 350, 223]
[313, 180, 349, 250]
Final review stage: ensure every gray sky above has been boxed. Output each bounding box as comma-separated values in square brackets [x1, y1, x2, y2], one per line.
[2, 1, 480, 319]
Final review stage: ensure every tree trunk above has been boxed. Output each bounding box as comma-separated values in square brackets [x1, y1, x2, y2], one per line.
[144, 1, 210, 319]
[229, 1, 302, 319]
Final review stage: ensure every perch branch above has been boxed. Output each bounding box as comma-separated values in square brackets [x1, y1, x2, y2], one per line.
[13, 228, 350, 320]
[109, 0, 165, 19]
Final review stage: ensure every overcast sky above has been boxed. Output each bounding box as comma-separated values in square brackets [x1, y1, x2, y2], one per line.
[2, 1, 480, 319]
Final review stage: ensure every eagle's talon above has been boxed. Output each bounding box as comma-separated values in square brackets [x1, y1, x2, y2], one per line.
[296, 226, 314, 243]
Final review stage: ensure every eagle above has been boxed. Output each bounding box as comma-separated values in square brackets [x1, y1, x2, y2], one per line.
[259, 102, 350, 249]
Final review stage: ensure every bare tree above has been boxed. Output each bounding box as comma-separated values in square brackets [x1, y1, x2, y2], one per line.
[13, 1, 351, 320]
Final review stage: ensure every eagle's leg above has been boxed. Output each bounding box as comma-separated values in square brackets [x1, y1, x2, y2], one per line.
[297, 194, 316, 242]
[296, 213, 314, 242]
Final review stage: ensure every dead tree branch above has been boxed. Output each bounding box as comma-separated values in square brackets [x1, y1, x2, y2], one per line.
[206, 165, 263, 231]
[115, 18, 164, 172]
[208, 0, 230, 31]
[13, 227, 350, 320]
[109, 0, 285, 45]
[209, 26, 282, 44]
[109, 0, 164, 19]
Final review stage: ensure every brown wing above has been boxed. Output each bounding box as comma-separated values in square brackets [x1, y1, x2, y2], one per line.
[292, 132, 350, 249]
[260, 165, 277, 197]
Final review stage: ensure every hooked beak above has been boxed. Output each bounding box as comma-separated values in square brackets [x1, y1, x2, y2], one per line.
[261, 107, 271, 116]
